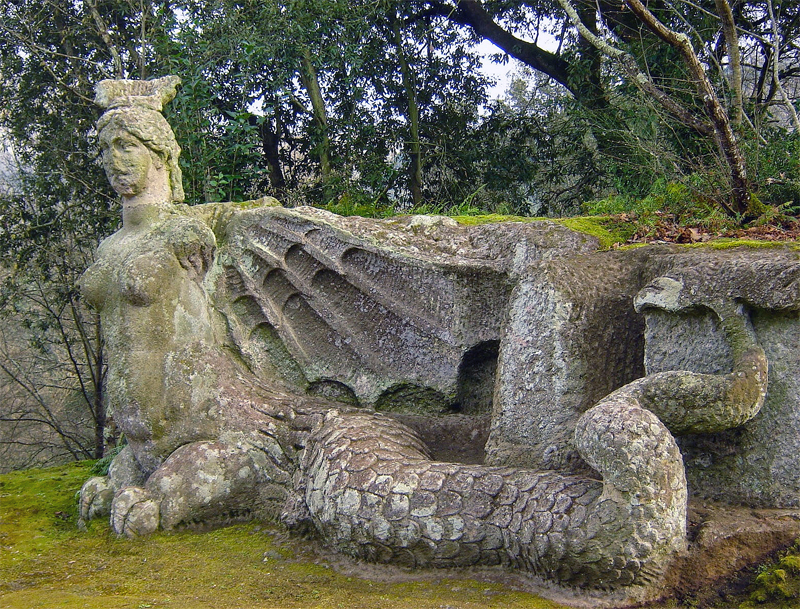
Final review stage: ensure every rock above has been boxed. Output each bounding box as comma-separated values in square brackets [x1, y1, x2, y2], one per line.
[78, 476, 114, 522]
[218, 205, 599, 410]
[487, 248, 654, 472]
[637, 248, 800, 507]
[489, 245, 800, 508]
[108, 445, 147, 489]
[77, 75, 800, 600]
[111, 486, 159, 538]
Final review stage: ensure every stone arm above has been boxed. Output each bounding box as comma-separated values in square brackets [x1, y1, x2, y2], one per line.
[629, 277, 768, 435]
[163, 215, 216, 283]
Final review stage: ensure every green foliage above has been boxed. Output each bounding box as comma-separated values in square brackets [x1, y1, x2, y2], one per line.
[322, 187, 394, 219]
[467, 71, 608, 216]
[88, 445, 124, 476]
[1, 0, 799, 471]
[584, 179, 738, 234]
[745, 132, 800, 210]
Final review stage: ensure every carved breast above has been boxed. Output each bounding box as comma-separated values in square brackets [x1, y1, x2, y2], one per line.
[81, 230, 180, 311]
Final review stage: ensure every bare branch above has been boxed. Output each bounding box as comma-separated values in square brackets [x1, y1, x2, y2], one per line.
[84, 0, 124, 78]
[714, 0, 743, 126]
[766, 0, 800, 132]
[557, 0, 715, 137]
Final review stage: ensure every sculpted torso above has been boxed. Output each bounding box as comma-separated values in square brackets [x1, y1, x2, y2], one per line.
[82, 216, 224, 469]
[79, 96, 230, 469]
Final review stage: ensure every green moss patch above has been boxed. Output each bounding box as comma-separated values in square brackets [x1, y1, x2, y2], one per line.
[452, 214, 635, 249]
[740, 543, 800, 609]
[1, 463, 566, 609]
[683, 238, 799, 250]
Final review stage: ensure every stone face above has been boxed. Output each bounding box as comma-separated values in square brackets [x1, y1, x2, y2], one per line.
[79, 77, 800, 600]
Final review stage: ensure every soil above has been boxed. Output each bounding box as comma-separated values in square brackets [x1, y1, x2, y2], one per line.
[284, 499, 800, 609]
[653, 501, 800, 607]
[616, 213, 800, 245]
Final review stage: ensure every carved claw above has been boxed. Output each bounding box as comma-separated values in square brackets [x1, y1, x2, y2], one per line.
[111, 486, 160, 538]
[78, 476, 115, 523]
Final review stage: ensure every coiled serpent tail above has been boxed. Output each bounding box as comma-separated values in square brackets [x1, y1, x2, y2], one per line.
[301, 399, 686, 588]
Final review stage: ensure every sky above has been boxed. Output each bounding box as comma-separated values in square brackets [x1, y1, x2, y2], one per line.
[477, 40, 515, 100]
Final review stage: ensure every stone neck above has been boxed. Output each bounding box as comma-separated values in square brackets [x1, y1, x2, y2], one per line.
[122, 197, 172, 229]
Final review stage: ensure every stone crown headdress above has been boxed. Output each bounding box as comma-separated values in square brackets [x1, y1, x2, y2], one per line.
[95, 76, 185, 202]
[95, 75, 181, 112]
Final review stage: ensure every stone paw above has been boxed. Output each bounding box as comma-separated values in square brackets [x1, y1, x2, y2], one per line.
[111, 486, 160, 538]
[78, 476, 114, 523]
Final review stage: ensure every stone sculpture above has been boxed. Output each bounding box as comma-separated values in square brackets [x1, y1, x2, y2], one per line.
[78, 76, 800, 599]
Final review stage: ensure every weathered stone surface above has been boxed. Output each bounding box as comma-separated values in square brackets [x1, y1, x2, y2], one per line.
[108, 445, 147, 489]
[302, 404, 684, 587]
[78, 476, 114, 522]
[77, 76, 800, 600]
[218, 205, 598, 411]
[490, 245, 800, 508]
[486, 248, 655, 472]
[111, 486, 159, 538]
[636, 248, 800, 507]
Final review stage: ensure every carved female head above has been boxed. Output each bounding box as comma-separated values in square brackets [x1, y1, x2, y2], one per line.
[95, 76, 184, 202]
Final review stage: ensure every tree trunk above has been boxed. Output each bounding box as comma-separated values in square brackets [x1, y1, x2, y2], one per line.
[259, 114, 287, 195]
[714, 0, 743, 128]
[558, 0, 752, 218]
[766, 0, 800, 132]
[393, 17, 423, 207]
[624, 0, 751, 217]
[442, 0, 605, 107]
[298, 46, 332, 180]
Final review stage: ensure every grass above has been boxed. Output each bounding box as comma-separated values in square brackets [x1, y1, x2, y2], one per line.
[1, 462, 567, 609]
[4, 458, 798, 609]
[316, 185, 800, 252]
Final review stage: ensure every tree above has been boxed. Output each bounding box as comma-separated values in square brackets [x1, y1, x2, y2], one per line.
[0, 0, 133, 466]
[554, 0, 752, 217]
[0, 0, 797, 472]
[423, 0, 799, 219]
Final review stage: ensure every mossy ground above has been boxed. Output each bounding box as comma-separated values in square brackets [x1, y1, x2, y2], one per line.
[1, 462, 566, 609]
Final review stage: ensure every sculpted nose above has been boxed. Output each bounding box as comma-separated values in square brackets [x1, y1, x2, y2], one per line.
[107, 146, 125, 169]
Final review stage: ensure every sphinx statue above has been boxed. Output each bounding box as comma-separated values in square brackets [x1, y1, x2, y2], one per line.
[78, 76, 800, 599]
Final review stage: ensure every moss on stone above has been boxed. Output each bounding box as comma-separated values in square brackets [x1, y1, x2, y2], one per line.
[1, 463, 568, 609]
[452, 214, 635, 250]
[741, 544, 800, 608]
[451, 213, 533, 225]
[556, 217, 635, 249]
[453, 214, 800, 252]
[683, 239, 799, 250]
